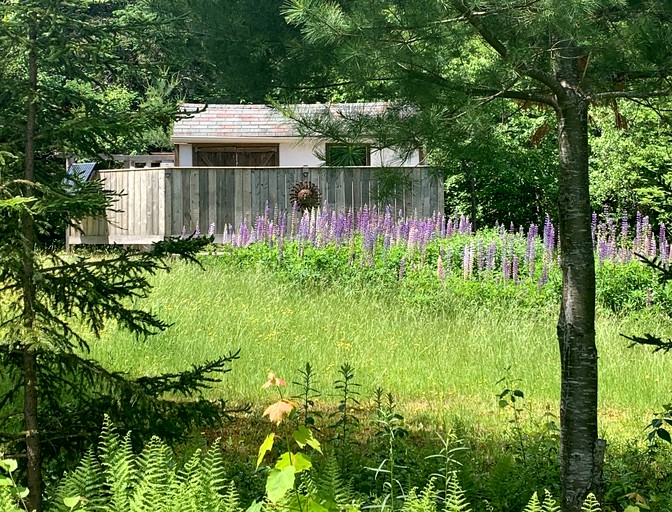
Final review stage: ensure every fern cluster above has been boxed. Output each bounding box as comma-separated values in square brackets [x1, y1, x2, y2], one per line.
[53, 418, 241, 512]
[39, 418, 604, 512]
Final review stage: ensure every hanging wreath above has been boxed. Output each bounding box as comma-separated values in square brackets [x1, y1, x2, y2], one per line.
[289, 180, 321, 211]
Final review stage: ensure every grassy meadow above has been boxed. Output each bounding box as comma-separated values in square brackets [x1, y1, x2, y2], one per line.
[84, 257, 672, 437]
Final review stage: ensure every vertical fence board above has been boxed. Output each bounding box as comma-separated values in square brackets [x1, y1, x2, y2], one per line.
[225, 168, 235, 230]
[159, 170, 167, 237]
[198, 169, 208, 232]
[188, 169, 199, 232]
[268, 168, 278, 213]
[171, 169, 183, 236]
[208, 169, 217, 232]
[70, 166, 444, 244]
[182, 170, 191, 233]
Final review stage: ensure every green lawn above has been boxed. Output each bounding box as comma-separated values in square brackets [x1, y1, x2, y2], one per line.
[83, 258, 672, 438]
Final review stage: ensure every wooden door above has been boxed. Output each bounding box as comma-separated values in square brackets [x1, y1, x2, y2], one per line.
[195, 145, 278, 167]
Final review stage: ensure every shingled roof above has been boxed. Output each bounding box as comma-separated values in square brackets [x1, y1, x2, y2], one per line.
[172, 102, 389, 142]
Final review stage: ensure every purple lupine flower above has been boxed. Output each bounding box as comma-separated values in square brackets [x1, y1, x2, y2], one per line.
[512, 255, 519, 284]
[279, 213, 287, 239]
[207, 222, 216, 237]
[620, 210, 628, 242]
[486, 241, 497, 271]
[407, 225, 419, 252]
[539, 262, 549, 288]
[255, 216, 265, 242]
[239, 219, 249, 247]
[660, 223, 668, 264]
[462, 244, 470, 279]
[194, 226, 201, 237]
[363, 226, 377, 256]
[297, 212, 309, 240]
[290, 201, 299, 238]
[591, 212, 598, 245]
[222, 224, 231, 245]
[477, 238, 484, 271]
[526, 224, 536, 278]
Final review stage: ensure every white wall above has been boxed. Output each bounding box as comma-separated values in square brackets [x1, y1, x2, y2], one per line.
[173, 140, 420, 167]
[278, 140, 323, 166]
[176, 144, 193, 166]
[372, 147, 421, 167]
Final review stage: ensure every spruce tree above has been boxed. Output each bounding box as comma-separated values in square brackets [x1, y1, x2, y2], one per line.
[0, 2, 237, 510]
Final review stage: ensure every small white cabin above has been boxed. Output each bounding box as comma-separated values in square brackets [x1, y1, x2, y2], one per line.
[171, 102, 422, 168]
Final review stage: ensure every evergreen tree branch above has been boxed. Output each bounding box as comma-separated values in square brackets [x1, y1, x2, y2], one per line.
[450, 0, 565, 100]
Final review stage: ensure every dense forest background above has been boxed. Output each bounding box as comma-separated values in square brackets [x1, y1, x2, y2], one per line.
[2, 0, 671, 230]
[157, 0, 672, 229]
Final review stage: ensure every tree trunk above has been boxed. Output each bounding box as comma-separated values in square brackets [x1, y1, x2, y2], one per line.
[22, 12, 43, 512]
[555, 92, 605, 512]
[23, 351, 41, 512]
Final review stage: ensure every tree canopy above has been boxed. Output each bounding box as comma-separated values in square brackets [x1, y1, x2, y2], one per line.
[283, 2, 672, 511]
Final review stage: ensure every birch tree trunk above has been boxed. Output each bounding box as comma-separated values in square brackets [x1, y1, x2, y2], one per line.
[555, 76, 605, 512]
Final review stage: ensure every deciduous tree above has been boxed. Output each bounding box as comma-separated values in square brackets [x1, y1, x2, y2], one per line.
[283, 1, 672, 510]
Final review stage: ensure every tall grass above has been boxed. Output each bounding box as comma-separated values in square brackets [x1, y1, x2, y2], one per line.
[84, 260, 672, 435]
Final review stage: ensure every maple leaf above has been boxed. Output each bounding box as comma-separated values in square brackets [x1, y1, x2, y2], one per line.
[262, 372, 288, 389]
[263, 399, 297, 424]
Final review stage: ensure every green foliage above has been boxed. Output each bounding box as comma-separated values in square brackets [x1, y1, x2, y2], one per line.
[0, 458, 27, 512]
[589, 102, 672, 223]
[157, 0, 341, 104]
[521, 491, 559, 512]
[580, 494, 601, 512]
[292, 363, 321, 428]
[330, 364, 361, 473]
[53, 417, 242, 512]
[443, 473, 471, 512]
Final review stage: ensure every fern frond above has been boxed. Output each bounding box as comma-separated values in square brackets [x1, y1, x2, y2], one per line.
[522, 492, 541, 512]
[221, 481, 241, 512]
[100, 424, 138, 512]
[313, 453, 356, 505]
[403, 482, 438, 512]
[196, 444, 229, 512]
[167, 449, 204, 512]
[541, 490, 560, 512]
[581, 493, 601, 512]
[54, 449, 106, 512]
[129, 436, 174, 512]
[443, 472, 471, 512]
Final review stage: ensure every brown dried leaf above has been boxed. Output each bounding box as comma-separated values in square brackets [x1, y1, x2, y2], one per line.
[263, 399, 297, 424]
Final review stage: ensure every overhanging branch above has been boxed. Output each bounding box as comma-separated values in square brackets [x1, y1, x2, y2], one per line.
[590, 89, 672, 101]
[450, 0, 565, 99]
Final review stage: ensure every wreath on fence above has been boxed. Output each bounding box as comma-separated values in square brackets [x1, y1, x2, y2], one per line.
[290, 181, 321, 211]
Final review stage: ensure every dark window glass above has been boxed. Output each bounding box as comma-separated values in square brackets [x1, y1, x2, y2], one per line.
[325, 144, 370, 166]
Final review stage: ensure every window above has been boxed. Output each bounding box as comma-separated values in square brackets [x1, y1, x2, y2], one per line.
[325, 144, 370, 166]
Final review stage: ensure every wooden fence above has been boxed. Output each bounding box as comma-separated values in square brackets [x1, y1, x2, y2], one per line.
[68, 166, 444, 245]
